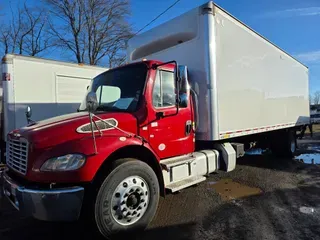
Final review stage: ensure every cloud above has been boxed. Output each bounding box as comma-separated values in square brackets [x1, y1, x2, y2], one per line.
[295, 50, 320, 64]
[262, 7, 320, 18]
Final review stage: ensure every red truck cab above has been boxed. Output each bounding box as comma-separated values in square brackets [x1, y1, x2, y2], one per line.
[2, 60, 197, 238]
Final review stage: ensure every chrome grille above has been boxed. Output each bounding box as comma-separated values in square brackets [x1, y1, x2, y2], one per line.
[6, 137, 29, 175]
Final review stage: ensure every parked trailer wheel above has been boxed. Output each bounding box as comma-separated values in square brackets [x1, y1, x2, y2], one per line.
[94, 159, 159, 239]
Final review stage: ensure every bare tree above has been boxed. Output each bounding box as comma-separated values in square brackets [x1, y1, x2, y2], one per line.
[45, 0, 85, 63]
[313, 91, 320, 105]
[0, 28, 11, 54]
[23, 5, 54, 56]
[45, 0, 132, 67]
[0, 3, 53, 56]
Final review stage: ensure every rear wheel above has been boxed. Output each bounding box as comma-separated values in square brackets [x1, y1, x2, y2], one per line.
[94, 159, 159, 239]
[270, 130, 296, 158]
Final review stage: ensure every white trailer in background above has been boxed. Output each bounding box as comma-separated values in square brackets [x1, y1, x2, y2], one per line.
[1, 54, 108, 156]
[127, 1, 310, 142]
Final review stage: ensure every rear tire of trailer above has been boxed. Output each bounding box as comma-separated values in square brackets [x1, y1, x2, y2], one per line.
[94, 159, 159, 239]
[270, 130, 296, 158]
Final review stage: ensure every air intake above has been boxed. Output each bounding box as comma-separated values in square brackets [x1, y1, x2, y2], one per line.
[77, 118, 118, 133]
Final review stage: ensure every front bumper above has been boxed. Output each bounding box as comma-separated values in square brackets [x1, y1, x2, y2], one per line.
[1, 169, 84, 221]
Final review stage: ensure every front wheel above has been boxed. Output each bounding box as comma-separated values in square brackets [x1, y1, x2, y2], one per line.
[94, 159, 159, 239]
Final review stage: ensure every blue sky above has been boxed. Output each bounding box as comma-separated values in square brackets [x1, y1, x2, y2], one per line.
[1, 0, 320, 94]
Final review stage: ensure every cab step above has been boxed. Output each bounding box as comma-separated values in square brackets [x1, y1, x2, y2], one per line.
[166, 176, 206, 193]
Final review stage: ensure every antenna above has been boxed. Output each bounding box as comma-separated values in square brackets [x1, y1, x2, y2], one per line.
[89, 112, 98, 154]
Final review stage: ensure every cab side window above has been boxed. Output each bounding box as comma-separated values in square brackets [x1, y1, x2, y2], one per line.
[152, 70, 176, 108]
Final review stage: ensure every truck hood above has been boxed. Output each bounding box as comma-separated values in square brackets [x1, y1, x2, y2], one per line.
[12, 111, 138, 148]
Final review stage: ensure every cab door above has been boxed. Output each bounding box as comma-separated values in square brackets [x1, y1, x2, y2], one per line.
[147, 68, 194, 159]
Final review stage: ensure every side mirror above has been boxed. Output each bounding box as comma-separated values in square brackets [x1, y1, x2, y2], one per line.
[25, 105, 32, 123]
[86, 91, 98, 112]
[178, 65, 189, 108]
[26, 106, 32, 119]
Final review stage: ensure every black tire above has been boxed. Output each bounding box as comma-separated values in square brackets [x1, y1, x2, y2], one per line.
[270, 130, 296, 158]
[94, 159, 159, 239]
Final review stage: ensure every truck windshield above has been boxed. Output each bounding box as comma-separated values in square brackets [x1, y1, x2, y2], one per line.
[79, 63, 147, 112]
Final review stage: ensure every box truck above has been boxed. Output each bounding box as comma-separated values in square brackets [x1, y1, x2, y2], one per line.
[2, 2, 310, 239]
[0, 54, 108, 160]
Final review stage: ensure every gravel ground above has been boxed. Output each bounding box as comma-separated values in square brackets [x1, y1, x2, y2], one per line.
[0, 137, 319, 240]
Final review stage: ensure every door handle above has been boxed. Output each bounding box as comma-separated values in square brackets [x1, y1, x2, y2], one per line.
[185, 120, 192, 135]
[156, 112, 165, 119]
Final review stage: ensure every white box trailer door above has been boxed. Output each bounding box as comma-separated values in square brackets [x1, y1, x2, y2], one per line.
[13, 74, 92, 133]
[3, 54, 107, 139]
[55, 75, 91, 114]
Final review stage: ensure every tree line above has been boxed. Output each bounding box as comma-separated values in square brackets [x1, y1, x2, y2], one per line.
[0, 0, 132, 68]
[312, 91, 320, 106]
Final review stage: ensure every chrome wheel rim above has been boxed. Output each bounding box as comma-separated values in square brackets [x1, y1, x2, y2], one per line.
[111, 176, 149, 226]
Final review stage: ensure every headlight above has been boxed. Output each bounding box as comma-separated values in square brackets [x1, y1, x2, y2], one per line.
[40, 154, 86, 171]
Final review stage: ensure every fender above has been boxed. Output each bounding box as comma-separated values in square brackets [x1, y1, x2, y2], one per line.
[92, 137, 166, 196]
[23, 134, 165, 197]
[25, 135, 158, 183]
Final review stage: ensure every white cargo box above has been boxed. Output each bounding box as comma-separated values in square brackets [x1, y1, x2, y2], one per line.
[127, 1, 310, 141]
[1, 54, 108, 139]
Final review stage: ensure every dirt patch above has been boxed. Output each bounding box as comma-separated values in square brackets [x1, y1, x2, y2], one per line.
[208, 179, 262, 201]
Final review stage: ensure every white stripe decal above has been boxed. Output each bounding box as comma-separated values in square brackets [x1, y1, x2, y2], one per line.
[219, 122, 297, 139]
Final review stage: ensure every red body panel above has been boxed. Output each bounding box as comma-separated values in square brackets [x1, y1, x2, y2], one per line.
[7, 60, 194, 183]
[143, 64, 195, 158]
[9, 111, 145, 182]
